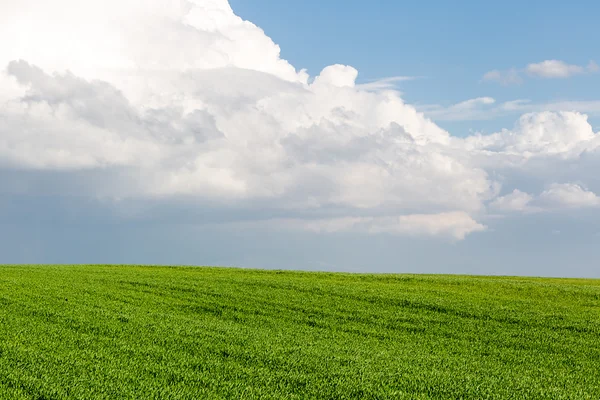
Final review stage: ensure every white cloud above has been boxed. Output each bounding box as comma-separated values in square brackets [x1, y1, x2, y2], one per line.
[356, 76, 417, 91]
[421, 97, 497, 121]
[490, 184, 600, 214]
[0, 0, 308, 86]
[538, 183, 600, 208]
[1, 0, 600, 240]
[482, 68, 522, 85]
[312, 64, 359, 88]
[526, 60, 597, 78]
[483, 60, 598, 84]
[419, 97, 600, 122]
[489, 190, 536, 212]
[269, 212, 486, 241]
[487, 111, 597, 156]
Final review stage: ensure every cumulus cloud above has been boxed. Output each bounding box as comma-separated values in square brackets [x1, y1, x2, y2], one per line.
[0, 0, 599, 241]
[464, 111, 598, 158]
[538, 184, 600, 209]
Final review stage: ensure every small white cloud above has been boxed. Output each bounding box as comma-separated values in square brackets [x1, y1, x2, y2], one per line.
[526, 60, 586, 78]
[538, 183, 600, 208]
[501, 99, 532, 111]
[489, 190, 536, 212]
[356, 76, 416, 91]
[420, 97, 497, 121]
[455, 97, 496, 108]
[484, 60, 598, 84]
[482, 68, 522, 85]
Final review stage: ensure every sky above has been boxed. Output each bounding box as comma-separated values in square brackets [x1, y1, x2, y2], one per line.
[1, 0, 600, 277]
[230, 0, 600, 135]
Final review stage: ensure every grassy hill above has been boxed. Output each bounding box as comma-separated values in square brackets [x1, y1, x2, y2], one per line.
[0, 265, 599, 399]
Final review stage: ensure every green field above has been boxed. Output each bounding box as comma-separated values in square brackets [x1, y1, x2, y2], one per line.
[0, 266, 599, 399]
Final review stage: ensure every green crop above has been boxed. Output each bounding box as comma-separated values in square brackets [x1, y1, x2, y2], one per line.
[0, 265, 599, 399]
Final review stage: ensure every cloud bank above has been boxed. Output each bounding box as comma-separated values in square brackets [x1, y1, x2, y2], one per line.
[1, 0, 600, 240]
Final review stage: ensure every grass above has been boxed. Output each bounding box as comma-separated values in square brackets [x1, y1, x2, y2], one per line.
[0, 265, 599, 399]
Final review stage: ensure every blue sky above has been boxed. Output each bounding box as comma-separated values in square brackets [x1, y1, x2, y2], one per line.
[231, 0, 600, 134]
[1, 0, 600, 277]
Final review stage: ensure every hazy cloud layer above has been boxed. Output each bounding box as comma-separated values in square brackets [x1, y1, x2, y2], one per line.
[1, 0, 599, 240]
[482, 69, 523, 86]
[420, 98, 600, 122]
